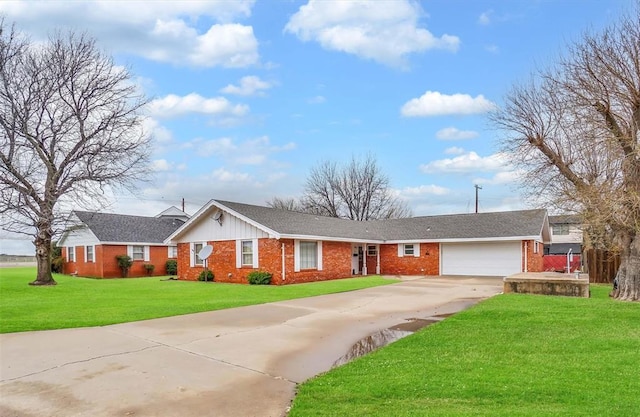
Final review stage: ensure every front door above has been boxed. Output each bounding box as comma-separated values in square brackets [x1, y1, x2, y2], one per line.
[351, 245, 364, 275]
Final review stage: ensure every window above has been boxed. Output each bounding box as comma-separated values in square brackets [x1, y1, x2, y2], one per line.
[168, 246, 178, 258]
[194, 243, 204, 265]
[241, 240, 253, 266]
[299, 241, 318, 269]
[554, 224, 570, 235]
[534, 242, 539, 254]
[404, 244, 415, 256]
[367, 245, 377, 256]
[86, 245, 94, 262]
[132, 245, 145, 261]
[67, 246, 75, 262]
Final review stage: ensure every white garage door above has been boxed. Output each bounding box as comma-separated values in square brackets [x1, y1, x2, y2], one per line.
[441, 241, 522, 277]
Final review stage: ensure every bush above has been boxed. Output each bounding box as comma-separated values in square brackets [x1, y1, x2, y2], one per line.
[143, 264, 155, 276]
[116, 255, 133, 277]
[165, 259, 178, 275]
[51, 243, 64, 273]
[247, 271, 272, 285]
[198, 270, 214, 282]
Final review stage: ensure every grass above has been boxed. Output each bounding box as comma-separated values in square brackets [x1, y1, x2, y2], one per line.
[290, 285, 640, 417]
[0, 267, 396, 333]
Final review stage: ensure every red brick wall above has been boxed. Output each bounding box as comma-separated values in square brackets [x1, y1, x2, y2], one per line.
[65, 245, 103, 278]
[523, 240, 544, 273]
[284, 240, 353, 284]
[177, 238, 354, 285]
[63, 244, 174, 278]
[379, 243, 439, 275]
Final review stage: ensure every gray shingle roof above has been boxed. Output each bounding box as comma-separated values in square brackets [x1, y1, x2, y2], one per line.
[215, 200, 547, 242]
[216, 200, 377, 240]
[73, 211, 185, 243]
[548, 214, 581, 225]
[372, 209, 547, 241]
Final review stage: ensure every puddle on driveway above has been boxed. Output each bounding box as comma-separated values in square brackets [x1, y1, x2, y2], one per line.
[333, 297, 487, 368]
[333, 329, 412, 367]
[332, 318, 440, 367]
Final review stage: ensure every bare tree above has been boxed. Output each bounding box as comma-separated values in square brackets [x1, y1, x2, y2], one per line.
[491, 7, 640, 301]
[266, 197, 304, 212]
[301, 155, 412, 220]
[0, 22, 151, 285]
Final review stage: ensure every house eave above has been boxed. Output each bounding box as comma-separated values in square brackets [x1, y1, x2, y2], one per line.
[278, 234, 384, 244]
[385, 235, 543, 244]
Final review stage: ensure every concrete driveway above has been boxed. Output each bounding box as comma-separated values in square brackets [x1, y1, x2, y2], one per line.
[0, 276, 502, 417]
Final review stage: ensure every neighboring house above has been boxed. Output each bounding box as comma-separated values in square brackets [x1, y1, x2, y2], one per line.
[165, 199, 551, 284]
[544, 214, 583, 272]
[58, 206, 189, 278]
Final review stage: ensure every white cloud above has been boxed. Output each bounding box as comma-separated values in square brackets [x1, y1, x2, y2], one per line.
[485, 44, 500, 54]
[436, 127, 479, 140]
[478, 10, 493, 25]
[151, 159, 173, 172]
[147, 93, 249, 119]
[198, 137, 237, 156]
[308, 95, 326, 104]
[401, 91, 496, 117]
[420, 151, 510, 173]
[474, 170, 525, 185]
[143, 118, 173, 144]
[211, 168, 252, 183]
[284, 0, 459, 67]
[220, 76, 272, 96]
[444, 146, 465, 155]
[189, 135, 296, 165]
[401, 184, 450, 196]
[0, 1, 259, 68]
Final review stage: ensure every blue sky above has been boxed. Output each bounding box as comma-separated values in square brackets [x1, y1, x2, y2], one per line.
[0, 0, 630, 255]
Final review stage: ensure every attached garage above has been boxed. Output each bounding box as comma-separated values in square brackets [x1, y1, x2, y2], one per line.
[441, 241, 522, 277]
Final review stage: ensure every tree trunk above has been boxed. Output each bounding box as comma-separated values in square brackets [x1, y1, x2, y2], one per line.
[30, 221, 56, 286]
[612, 234, 639, 301]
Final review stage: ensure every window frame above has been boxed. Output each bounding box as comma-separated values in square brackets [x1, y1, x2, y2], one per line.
[194, 242, 204, 266]
[299, 241, 318, 270]
[85, 245, 94, 263]
[367, 245, 377, 257]
[168, 245, 178, 258]
[131, 245, 145, 261]
[241, 240, 253, 266]
[403, 244, 415, 256]
[67, 246, 75, 262]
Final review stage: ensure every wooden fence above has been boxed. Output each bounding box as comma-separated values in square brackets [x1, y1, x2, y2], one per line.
[585, 249, 621, 283]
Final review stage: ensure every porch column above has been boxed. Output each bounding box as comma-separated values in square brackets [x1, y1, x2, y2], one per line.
[376, 244, 380, 274]
[362, 244, 367, 275]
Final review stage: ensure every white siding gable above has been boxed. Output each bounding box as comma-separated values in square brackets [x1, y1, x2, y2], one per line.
[59, 214, 100, 247]
[179, 209, 269, 243]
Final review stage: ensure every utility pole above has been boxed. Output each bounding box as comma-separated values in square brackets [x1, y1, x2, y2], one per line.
[474, 184, 482, 213]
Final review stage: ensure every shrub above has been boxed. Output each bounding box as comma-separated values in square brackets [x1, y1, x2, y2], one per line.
[198, 270, 214, 282]
[116, 255, 133, 277]
[143, 264, 155, 276]
[51, 243, 64, 273]
[165, 259, 178, 275]
[247, 271, 272, 285]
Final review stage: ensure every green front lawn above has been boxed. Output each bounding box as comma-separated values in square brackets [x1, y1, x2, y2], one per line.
[0, 268, 396, 333]
[290, 285, 640, 417]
